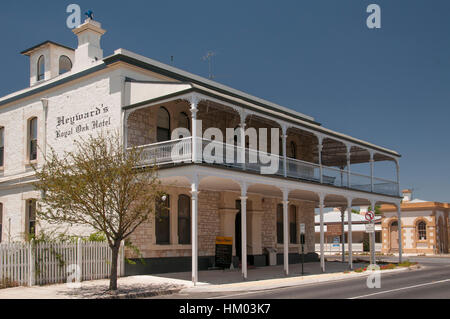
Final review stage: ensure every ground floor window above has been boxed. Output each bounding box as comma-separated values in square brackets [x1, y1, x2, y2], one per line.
[417, 221, 427, 240]
[289, 205, 297, 244]
[178, 194, 191, 245]
[27, 199, 36, 237]
[156, 196, 170, 245]
[277, 204, 283, 244]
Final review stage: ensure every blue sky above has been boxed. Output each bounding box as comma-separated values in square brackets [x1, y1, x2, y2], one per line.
[0, 1, 449, 201]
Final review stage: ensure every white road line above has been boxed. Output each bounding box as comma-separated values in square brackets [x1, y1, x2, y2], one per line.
[349, 278, 450, 299]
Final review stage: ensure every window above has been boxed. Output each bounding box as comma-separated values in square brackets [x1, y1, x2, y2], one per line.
[418, 221, 427, 240]
[59, 55, 72, 75]
[37, 55, 45, 81]
[0, 203, 3, 243]
[178, 195, 191, 245]
[0, 127, 4, 167]
[277, 204, 283, 244]
[29, 117, 38, 161]
[178, 112, 190, 131]
[289, 205, 297, 244]
[27, 199, 36, 237]
[157, 107, 171, 142]
[155, 195, 170, 245]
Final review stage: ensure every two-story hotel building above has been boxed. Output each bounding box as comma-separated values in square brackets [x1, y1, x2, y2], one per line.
[0, 18, 403, 282]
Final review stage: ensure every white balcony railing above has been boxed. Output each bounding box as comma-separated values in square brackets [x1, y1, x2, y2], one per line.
[131, 137, 399, 197]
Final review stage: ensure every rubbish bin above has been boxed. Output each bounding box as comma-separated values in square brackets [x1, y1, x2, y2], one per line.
[264, 248, 277, 266]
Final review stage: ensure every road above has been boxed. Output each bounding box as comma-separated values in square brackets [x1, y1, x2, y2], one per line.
[153, 258, 450, 299]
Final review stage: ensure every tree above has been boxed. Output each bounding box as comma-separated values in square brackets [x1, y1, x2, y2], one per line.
[32, 132, 163, 291]
[353, 205, 382, 216]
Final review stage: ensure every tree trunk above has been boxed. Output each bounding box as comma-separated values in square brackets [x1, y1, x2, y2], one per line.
[109, 243, 120, 291]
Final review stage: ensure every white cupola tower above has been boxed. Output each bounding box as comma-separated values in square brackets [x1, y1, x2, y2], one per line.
[72, 18, 106, 71]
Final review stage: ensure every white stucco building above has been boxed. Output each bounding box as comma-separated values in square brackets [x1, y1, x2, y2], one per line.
[314, 210, 382, 254]
[0, 18, 404, 280]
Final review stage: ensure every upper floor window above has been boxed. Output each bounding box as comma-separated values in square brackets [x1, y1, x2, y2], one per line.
[59, 55, 72, 75]
[290, 141, 297, 159]
[277, 204, 283, 244]
[0, 203, 3, 243]
[37, 55, 45, 81]
[418, 221, 427, 240]
[155, 195, 170, 245]
[29, 117, 38, 161]
[289, 205, 297, 244]
[157, 107, 171, 142]
[27, 199, 36, 237]
[178, 195, 191, 245]
[0, 127, 4, 167]
[178, 112, 190, 131]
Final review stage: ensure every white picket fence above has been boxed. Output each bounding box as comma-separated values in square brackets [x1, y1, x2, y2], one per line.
[0, 239, 125, 287]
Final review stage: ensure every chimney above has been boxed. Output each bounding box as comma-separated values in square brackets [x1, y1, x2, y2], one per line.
[402, 189, 412, 202]
[72, 18, 106, 71]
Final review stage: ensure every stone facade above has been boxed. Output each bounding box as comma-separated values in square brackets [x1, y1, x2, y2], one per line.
[126, 186, 316, 264]
[380, 201, 450, 254]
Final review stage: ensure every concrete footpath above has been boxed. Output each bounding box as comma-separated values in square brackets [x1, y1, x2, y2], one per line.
[0, 262, 419, 299]
[0, 275, 193, 299]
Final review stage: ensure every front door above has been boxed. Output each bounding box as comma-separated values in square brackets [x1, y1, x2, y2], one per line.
[390, 221, 399, 252]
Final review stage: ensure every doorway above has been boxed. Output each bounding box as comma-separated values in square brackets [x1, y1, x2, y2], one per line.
[235, 200, 241, 261]
[390, 221, 399, 252]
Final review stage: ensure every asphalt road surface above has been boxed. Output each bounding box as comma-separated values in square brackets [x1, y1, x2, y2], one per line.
[153, 258, 450, 299]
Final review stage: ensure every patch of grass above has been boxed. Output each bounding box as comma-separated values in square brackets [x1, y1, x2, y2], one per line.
[380, 263, 396, 270]
[354, 267, 367, 273]
[398, 260, 417, 268]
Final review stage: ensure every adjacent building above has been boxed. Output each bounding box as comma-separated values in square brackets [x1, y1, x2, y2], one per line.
[0, 18, 403, 281]
[381, 190, 449, 255]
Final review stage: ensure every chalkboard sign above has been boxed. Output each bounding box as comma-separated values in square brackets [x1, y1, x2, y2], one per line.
[215, 237, 233, 269]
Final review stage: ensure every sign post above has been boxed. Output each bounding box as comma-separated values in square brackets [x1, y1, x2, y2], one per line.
[365, 211, 376, 266]
[300, 223, 306, 275]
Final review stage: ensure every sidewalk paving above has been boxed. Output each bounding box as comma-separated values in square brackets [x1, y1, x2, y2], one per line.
[0, 261, 419, 299]
[0, 275, 193, 299]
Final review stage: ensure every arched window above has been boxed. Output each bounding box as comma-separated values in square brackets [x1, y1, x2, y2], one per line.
[157, 107, 171, 142]
[418, 221, 427, 240]
[29, 117, 38, 161]
[289, 205, 297, 244]
[277, 204, 283, 244]
[27, 199, 36, 237]
[0, 127, 4, 167]
[155, 195, 170, 245]
[178, 195, 191, 245]
[37, 55, 45, 81]
[59, 55, 72, 75]
[178, 112, 190, 131]
[0, 203, 3, 243]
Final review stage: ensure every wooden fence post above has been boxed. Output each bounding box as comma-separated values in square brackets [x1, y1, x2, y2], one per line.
[77, 238, 82, 283]
[28, 240, 35, 286]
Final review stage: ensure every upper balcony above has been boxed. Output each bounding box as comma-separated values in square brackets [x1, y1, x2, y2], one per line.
[123, 89, 401, 198]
